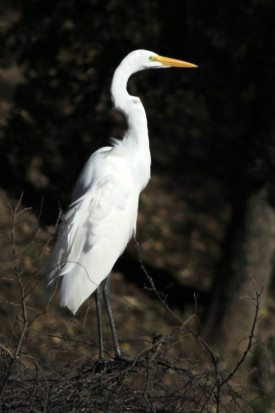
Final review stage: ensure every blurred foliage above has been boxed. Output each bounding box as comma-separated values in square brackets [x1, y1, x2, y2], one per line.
[0, 3, 275, 407]
[0, 0, 274, 222]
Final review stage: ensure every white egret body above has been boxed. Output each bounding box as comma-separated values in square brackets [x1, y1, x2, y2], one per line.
[47, 50, 197, 359]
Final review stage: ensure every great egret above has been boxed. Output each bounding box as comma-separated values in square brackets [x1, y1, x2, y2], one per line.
[47, 49, 197, 360]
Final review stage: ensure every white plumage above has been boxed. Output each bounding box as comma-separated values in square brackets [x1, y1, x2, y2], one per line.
[46, 50, 197, 359]
[47, 146, 141, 313]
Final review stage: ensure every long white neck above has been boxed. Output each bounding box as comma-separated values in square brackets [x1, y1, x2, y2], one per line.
[110, 62, 149, 146]
[110, 56, 151, 191]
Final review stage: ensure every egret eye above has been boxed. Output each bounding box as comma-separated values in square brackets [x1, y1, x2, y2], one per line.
[149, 56, 157, 62]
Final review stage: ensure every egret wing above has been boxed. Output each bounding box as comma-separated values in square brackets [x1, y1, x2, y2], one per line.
[46, 165, 139, 314]
[71, 146, 112, 202]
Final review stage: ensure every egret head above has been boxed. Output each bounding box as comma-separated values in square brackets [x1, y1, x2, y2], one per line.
[120, 49, 197, 73]
[111, 49, 197, 113]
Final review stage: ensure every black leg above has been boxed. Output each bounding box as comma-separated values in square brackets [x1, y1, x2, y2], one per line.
[95, 286, 104, 360]
[103, 274, 121, 358]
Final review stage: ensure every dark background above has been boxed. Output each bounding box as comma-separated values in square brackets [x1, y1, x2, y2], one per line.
[0, 0, 274, 366]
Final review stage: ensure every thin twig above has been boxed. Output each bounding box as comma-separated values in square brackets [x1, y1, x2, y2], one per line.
[220, 287, 262, 386]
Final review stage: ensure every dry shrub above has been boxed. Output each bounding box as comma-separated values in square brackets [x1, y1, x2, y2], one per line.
[0, 192, 263, 412]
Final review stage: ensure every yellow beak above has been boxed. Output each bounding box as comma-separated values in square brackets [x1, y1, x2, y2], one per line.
[152, 55, 198, 68]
